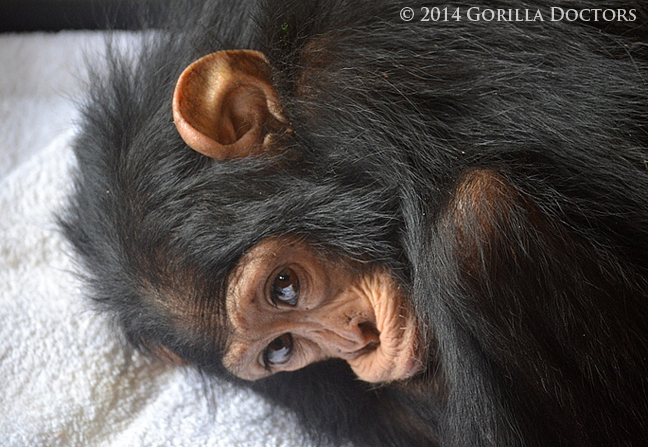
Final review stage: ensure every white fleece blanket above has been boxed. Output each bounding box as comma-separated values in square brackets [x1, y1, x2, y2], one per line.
[0, 32, 312, 447]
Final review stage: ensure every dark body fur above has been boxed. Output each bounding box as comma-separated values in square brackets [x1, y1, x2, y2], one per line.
[62, 1, 648, 445]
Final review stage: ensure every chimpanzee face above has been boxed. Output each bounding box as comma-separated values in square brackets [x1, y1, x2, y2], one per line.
[222, 237, 423, 382]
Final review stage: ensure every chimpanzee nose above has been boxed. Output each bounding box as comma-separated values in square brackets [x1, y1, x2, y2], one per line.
[331, 318, 381, 358]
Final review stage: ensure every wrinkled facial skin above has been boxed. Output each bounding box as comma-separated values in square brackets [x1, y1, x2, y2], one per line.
[223, 238, 424, 383]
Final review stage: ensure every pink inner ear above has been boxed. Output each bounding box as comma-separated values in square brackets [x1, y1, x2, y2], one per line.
[218, 86, 264, 145]
[172, 50, 288, 160]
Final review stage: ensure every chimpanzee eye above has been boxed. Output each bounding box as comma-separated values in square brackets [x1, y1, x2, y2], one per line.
[263, 333, 293, 368]
[270, 268, 299, 306]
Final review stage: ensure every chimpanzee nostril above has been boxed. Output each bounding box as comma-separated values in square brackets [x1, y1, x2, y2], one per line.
[358, 321, 380, 339]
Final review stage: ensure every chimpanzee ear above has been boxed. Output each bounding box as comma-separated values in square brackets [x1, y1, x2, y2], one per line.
[172, 50, 289, 160]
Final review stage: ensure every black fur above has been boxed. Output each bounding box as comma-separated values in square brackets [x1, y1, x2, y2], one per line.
[61, 0, 648, 445]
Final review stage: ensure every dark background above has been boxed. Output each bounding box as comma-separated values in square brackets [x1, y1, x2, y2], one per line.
[0, 0, 162, 32]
